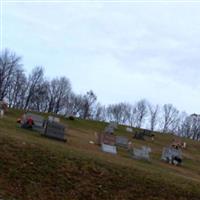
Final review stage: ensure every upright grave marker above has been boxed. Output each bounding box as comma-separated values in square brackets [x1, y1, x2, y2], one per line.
[133, 146, 151, 161]
[44, 120, 66, 142]
[101, 143, 117, 154]
[21, 113, 45, 133]
[116, 136, 129, 148]
[161, 147, 182, 165]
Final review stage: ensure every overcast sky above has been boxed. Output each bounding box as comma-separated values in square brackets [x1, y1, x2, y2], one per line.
[3, 1, 200, 114]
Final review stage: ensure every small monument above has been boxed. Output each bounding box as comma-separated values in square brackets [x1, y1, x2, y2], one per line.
[132, 146, 151, 161]
[21, 113, 45, 133]
[116, 136, 129, 148]
[101, 143, 117, 154]
[43, 120, 67, 142]
[161, 147, 182, 165]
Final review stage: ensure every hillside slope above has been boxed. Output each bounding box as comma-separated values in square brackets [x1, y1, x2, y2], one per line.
[0, 109, 200, 200]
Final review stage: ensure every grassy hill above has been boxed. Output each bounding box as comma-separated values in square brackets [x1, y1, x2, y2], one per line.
[0, 109, 200, 200]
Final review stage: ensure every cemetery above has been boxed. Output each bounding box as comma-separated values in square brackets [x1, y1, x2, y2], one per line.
[0, 109, 200, 200]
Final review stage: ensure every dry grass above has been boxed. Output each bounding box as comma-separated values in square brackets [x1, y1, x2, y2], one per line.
[0, 109, 200, 200]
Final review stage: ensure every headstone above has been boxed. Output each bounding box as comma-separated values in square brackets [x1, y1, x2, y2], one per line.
[44, 121, 66, 142]
[101, 143, 117, 154]
[133, 146, 151, 161]
[126, 127, 133, 132]
[48, 116, 60, 123]
[116, 136, 129, 148]
[21, 113, 44, 132]
[161, 147, 182, 165]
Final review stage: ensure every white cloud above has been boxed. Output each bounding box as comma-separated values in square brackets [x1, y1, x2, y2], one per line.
[4, 3, 200, 113]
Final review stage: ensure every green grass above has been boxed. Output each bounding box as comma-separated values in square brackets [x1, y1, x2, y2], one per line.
[0, 109, 200, 200]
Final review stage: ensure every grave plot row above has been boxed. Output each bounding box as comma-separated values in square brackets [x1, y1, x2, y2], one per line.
[19, 113, 67, 142]
[21, 113, 45, 133]
[96, 133, 130, 149]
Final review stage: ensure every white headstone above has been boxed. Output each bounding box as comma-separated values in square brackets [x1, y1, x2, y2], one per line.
[101, 143, 117, 154]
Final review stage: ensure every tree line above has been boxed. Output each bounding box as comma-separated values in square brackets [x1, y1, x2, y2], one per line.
[0, 49, 200, 141]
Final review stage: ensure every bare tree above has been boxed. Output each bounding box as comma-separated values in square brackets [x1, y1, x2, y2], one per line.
[134, 99, 148, 128]
[180, 114, 200, 141]
[47, 77, 71, 114]
[7, 68, 27, 108]
[29, 80, 50, 112]
[0, 49, 22, 100]
[24, 67, 44, 110]
[148, 103, 159, 131]
[107, 103, 131, 124]
[92, 103, 107, 121]
[79, 90, 97, 119]
[162, 104, 179, 133]
[64, 93, 84, 117]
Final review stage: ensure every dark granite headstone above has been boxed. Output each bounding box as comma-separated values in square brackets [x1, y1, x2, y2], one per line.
[44, 121, 66, 142]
